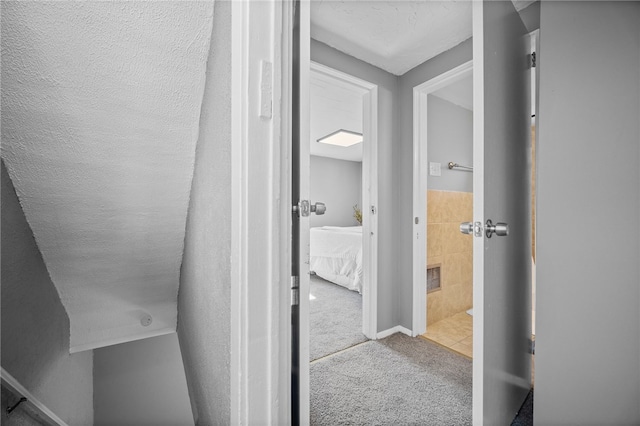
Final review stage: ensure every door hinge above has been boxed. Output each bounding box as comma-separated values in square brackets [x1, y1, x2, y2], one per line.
[531, 51, 536, 68]
[291, 276, 300, 306]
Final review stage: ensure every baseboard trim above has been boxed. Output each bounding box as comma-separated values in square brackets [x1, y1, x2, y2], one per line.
[1, 368, 69, 425]
[376, 325, 412, 339]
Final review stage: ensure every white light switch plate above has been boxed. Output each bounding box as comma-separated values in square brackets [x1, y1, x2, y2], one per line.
[429, 162, 441, 176]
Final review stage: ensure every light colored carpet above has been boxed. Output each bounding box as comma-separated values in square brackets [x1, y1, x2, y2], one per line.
[309, 275, 368, 361]
[310, 333, 472, 425]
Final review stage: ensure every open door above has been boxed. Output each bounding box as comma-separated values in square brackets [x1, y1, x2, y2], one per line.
[291, 0, 311, 424]
[471, 1, 532, 424]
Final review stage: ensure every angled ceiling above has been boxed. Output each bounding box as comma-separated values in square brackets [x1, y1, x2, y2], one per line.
[1, 2, 214, 352]
[431, 74, 473, 110]
[311, 0, 537, 76]
[311, 70, 365, 162]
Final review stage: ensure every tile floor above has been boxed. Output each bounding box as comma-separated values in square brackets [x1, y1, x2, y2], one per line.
[421, 310, 473, 358]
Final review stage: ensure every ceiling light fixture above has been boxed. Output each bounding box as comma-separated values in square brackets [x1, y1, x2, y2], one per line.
[317, 129, 363, 147]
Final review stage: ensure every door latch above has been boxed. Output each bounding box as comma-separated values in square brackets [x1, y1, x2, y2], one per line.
[292, 200, 326, 217]
[474, 221, 483, 238]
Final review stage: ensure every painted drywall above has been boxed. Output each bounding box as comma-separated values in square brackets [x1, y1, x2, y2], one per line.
[1, 161, 93, 425]
[426, 95, 473, 192]
[1, 1, 214, 351]
[311, 1, 472, 75]
[310, 156, 362, 228]
[176, 1, 230, 424]
[518, 0, 540, 34]
[94, 333, 193, 426]
[396, 39, 473, 330]
[311, 39, 399, 331]
[535, 2, 640, 424]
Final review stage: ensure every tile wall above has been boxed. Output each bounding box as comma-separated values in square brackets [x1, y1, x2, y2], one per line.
[426, 190, 473, 326]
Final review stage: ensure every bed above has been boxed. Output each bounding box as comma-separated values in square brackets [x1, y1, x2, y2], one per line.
[310, 226, 363, 293]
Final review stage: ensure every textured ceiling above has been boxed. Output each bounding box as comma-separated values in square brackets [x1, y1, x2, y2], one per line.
[1, 2, 214, 352]
[311, 0, 473, 75]
[311, 69, 365, 162]
[311, 0, 537, 76]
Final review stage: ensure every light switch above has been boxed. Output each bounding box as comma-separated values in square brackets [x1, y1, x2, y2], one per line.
[429, 162, 441, 176]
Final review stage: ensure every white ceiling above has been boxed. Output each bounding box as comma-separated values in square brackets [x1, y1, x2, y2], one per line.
[310, 70, 365, 162]
[2, 2, 214, 352]
[431, 74, 473, 110]
[311, 0, 537, 76]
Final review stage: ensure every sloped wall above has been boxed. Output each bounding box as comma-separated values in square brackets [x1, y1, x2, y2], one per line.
[1, 161, 93, 424]
[176, 1, 231, 424]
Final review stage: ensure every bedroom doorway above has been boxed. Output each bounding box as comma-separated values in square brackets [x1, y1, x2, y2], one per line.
[412, 61, 474, 356]
[308, 62, 379, 345]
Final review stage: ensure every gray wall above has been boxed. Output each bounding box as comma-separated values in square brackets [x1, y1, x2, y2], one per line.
[396, 39, 473, 329]
[427, 95, 473, 192]
[94, 333, 193, 426]
[535, 2, 640, 424]
[310, 155, 362, 228]
[311, 39, 399, 331]
[1, 161, 94, 425]
[177, 1, 231, 424]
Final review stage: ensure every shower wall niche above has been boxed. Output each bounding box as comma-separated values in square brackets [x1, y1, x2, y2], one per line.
[426, 190, 473, 326]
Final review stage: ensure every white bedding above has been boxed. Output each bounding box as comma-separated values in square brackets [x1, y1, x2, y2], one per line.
[310, 226, 363, 293]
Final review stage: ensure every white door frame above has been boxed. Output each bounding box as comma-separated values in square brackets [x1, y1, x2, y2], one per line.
[309, 62, 379, 339]
[411, 60, 473, 336]
[230, 0, 292, 423]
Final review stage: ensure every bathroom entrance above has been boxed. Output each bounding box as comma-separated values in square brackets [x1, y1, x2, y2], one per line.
[417, 64, 475, 358]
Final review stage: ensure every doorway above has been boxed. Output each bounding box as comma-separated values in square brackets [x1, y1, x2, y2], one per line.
[417, 66, 475, 358]
[412, 61, 474, 340]
[309, 61, 379, 340]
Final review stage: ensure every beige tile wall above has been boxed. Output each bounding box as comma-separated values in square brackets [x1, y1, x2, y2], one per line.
[426, 190, 473, 326]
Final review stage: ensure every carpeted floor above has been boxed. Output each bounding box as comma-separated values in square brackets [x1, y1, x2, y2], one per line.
[309, 275, 368, 361]
[511, 389, 534, 426]
[310, 333, 473, 425]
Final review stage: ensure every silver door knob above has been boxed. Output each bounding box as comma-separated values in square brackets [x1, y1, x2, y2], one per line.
[310, 202, 326, 215]
[485, 219, 509, 238]
[460, 222, 474, 235]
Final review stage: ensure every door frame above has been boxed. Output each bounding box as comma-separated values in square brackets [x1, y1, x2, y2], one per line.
[309, 61, 379, 339]
[411, 60, 473, 336]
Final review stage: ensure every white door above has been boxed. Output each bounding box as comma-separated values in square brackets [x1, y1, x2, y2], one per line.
[292, 0, 311, 424]
[471, 1, 532, 424]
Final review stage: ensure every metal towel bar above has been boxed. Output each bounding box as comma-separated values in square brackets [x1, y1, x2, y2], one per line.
[448, 161, 473, 171]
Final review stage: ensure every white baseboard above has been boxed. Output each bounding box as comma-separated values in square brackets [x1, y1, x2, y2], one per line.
[376, 325, 413, 339]
[1, 368, 69, 425]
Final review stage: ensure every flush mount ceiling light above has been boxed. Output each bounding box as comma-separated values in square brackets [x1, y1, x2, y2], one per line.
[317, 129, 363, 147]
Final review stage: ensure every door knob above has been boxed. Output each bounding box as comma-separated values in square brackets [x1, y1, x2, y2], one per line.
[310, 202, 326, 215]
[293, 200, 326, 216]
[460, 222, 474, 235]
[485, 219, 509, 238]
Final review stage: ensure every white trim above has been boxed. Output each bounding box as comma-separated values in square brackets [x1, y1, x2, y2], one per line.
[471, 3, 484, 424]
[230, 0, 249, 423]
[230, 1, 287, 423]
[276, 1, 293, 424]
[309, 61, 379, 340]
[412, 60, 473, 337]
[376, 325, 412, 339]
[69, 328, 175, 353]
[1, 368, 69, 426]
